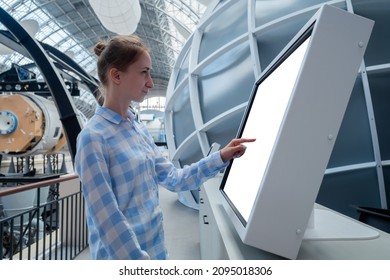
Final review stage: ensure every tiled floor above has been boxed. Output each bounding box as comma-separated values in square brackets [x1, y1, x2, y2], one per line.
[75, 186, 200, 260]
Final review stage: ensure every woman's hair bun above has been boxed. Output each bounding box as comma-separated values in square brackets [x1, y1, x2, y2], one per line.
[94, 42, 106, 56]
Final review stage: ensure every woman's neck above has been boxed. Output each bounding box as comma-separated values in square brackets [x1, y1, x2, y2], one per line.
[103, 98, 131, 119]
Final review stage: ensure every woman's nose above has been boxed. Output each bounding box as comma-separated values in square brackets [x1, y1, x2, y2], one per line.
[147, 80, 154, 88]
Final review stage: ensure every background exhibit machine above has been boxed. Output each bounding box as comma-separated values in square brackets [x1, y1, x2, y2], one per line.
[219, 5, 377, 259]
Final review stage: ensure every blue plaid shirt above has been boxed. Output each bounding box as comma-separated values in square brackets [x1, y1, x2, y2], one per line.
[75, 107, 228, 260]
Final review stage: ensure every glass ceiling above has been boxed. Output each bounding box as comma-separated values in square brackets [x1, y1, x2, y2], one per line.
[0, 0, 207, 90]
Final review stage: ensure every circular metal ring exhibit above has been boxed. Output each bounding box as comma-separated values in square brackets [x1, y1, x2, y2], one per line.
[0, 110, 18, 135]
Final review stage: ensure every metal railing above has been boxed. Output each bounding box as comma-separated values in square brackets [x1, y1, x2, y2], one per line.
[0, 174, 88, 260]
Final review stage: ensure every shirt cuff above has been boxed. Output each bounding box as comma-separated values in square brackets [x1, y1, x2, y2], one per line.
[210, 151, 229, 169]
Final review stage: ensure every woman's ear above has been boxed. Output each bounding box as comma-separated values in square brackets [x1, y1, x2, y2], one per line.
[109, 68, 121, 84]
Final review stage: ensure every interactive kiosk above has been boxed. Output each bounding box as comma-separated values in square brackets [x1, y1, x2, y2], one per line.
[200, 5, 388, 260]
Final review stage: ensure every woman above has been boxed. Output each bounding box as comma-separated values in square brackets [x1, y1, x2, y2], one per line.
[75, 35, 255, 260]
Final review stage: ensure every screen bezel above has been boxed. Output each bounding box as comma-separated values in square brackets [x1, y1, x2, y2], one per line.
[219, 23, 314, 227]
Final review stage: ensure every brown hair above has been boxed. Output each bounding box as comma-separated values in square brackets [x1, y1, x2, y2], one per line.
[93, 35, 149, 103]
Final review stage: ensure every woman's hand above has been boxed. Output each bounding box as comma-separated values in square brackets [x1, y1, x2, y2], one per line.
[220, 138, 256, 162]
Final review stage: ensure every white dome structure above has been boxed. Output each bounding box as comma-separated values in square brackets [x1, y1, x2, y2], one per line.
[165, 0, 390, 217]
[89, 0, 141, 35]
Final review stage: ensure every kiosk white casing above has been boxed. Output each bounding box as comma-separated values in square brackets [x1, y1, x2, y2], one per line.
[220, 5, 375, 259]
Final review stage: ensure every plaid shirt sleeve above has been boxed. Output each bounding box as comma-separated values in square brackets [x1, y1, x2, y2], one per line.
[154, 149, 228, 192]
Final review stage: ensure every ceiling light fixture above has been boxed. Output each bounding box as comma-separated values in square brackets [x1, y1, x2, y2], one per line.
[88, 0, 141, 35]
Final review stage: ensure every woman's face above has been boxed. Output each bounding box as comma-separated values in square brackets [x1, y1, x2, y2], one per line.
[119, 51, 154, 103]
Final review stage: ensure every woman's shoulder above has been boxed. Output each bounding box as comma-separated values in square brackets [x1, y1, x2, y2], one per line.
[78, 115, 108, 140]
